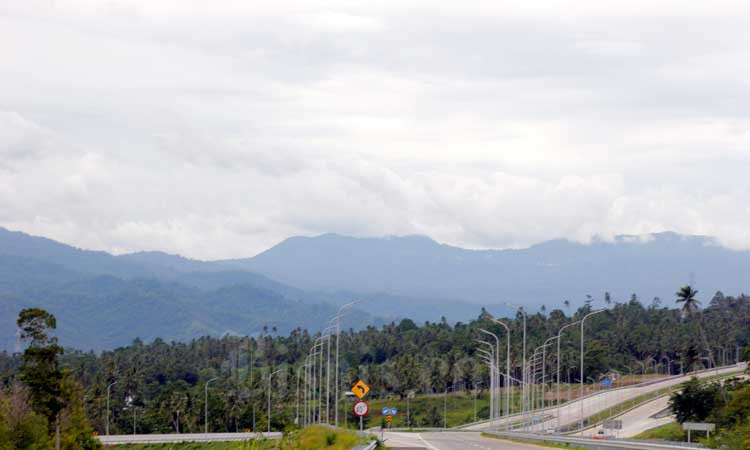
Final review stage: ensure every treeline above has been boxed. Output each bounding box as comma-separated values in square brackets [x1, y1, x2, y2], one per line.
[1, 289, 750, 435]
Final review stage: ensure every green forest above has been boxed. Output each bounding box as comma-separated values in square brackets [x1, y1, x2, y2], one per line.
[1, 289, 750, 447]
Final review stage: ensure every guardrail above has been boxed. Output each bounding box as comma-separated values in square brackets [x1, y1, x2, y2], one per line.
[485, 431, 704, 450]
[97, 432, 282, 445]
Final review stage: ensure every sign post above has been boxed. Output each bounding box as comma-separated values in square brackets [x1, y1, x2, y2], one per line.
[351, 380, 371, 431]
[682, 422, 715, 443]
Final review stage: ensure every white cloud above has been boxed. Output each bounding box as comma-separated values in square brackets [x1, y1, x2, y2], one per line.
[1, 1, 750, 258]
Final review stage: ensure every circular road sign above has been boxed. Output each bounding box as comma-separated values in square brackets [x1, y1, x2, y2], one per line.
[353, 400, 369, 417]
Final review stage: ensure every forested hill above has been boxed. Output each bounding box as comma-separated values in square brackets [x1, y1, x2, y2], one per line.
[3, 226, 750, 350]
[227, 232, 750, 309]
[1, 292, 748, 434]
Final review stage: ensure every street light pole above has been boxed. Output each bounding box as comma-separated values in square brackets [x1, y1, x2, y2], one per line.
[491, 319, 511, 418]
[556, 320, 581, 430]
[334, 300, 360, 427]
[205, 377, 218, 433]
[504, 302, 527, 417]
[106, 381, 117, 436]
[479, 329, 501, 419]
[476, 343, 496, 420]
[268, 368, 283, 433]
[580, 309, 605, 430]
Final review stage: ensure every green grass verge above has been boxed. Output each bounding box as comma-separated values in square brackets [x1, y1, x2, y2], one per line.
[110, 426, 369, 450]
[480, 432, 587, 449]
[632, 422, 685, 441]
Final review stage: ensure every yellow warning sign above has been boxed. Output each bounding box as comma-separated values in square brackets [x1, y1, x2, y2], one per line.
[352, 379, 370, 399]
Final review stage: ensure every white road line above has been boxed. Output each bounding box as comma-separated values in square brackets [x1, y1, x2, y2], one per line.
[418, 434, 441, 450]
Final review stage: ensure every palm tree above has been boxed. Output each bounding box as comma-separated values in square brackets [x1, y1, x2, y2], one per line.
[563, 300, 570, 310]
[675, 285, 701, 317]
[675, 285, 714, 369]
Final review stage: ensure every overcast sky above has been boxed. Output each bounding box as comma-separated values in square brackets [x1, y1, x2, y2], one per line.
[1, 0, 749, 259]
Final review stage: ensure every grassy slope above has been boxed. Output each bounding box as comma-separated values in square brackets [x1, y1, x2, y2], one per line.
[110, 426, 368, 450]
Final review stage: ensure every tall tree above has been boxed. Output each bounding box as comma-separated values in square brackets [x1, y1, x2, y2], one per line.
[17, 308, 65, 450]
[676, 286, 701, 316]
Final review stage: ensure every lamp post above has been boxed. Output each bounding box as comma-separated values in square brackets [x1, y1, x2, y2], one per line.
[205, 377, 218, 433]
[106, 381, 117, 436]
[491, 319, 511, 418]
[476, 343, 496, 420]
[556, 320, 581, 429]
[579, 309, 605, 430]
[268, 368, 283, 433]
[479, 328, 501, 418]
[504, 302, 527, 417]
[334, 300, 360, 427]
[444, 386, 456, 428]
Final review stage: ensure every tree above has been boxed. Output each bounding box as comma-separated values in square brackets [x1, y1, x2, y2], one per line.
[676, 286, 701, 317]
[17, 308, 65, 446]
[669, 377, 720, 423]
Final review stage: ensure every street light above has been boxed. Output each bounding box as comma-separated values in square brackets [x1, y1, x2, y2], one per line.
[334, 300, 361, 427]
[490, 318, 511, 418]
[579, 309, 605, 430]
[268, 368, 284, 433]
[556, 320, 581, 430]
[504, 302, 527, 417]
[479, 328, 501, 418]
[444, 386, 456, 428]
[205, 377, 218, 433]
[476, 341, 497, 419]
[106, 381, 117, 436]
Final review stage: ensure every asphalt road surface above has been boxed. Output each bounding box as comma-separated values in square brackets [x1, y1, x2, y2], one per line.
[382, 431, 551, 449]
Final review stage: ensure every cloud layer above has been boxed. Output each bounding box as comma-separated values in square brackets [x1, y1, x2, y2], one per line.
[1, 1, 750, 258]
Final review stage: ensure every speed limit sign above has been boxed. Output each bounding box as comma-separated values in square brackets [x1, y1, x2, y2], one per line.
[353, 400, 369, 417]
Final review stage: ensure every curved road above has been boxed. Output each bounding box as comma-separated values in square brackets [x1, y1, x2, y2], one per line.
[462, 363, 745, 432]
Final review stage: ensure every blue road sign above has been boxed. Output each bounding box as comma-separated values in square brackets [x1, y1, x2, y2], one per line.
[382, 407, 390, 415]
[601, 379, 612, 387]
[391, 408, 398, 415]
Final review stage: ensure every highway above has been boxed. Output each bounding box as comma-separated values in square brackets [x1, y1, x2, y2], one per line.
[97, 431, 282, 445]
[382, 431, 546, 449]
[462, 363, 745, 432]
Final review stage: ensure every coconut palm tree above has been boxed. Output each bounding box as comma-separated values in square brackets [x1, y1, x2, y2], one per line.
[675, 285, 714, 369]
[675, 285, 701, 317]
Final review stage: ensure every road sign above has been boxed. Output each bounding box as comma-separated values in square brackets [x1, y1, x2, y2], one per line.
[352, 379, 370, 399]
[353, 400, 369, 417]
[683, 422, 715, 431]
[602, 420, 622, 430]
[382, 407, 390, 415]
[391, 407, 398, 415]
[600, 379, 612, 387]
[386, 414, 392, 423]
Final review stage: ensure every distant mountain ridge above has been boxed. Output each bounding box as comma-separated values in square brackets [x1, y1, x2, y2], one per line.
[2, 226, 748, 350]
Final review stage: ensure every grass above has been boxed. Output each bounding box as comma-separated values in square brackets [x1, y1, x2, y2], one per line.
[481, 432, 587, 449]
[632, 422, 685, 441]
[110, 426, 369, 450]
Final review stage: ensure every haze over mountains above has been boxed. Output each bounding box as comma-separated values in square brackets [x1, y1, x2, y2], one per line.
[1, 226, 748, 351]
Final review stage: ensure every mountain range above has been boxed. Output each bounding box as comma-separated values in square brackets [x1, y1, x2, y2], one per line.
[1, 226, 748, 351]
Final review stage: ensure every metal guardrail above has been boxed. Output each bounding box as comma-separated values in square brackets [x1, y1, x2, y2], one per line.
[486, 431, 704, 450]
[97, 432, 282, 445]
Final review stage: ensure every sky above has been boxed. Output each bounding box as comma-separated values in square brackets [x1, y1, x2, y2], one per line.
[1, 0, 749, 259]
